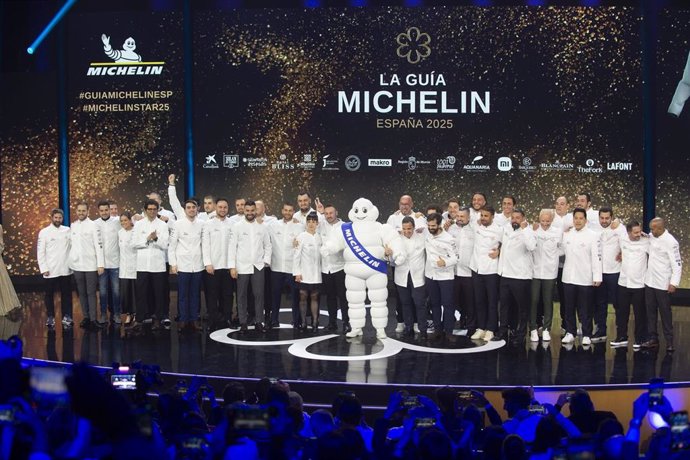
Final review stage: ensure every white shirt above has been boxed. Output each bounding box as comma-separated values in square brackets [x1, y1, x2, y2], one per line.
[293, 231, 322, 284]
[37, 224, 72, 278]
[94, 216, 121, 269]
[532, 226, 562, 280]
[447, 223, 474, 277]
[296, 208, 324, 226]
[201, 217, 233, 269]
[424, 230, 457, 280]
[469, 223, 503, 275]
[168, 217, 204, 273]
[561, 227, 602, 286]
[598, 224, 627, 274]
[132, 217, 170, 273]
[318, 219, 345, 274]
[645, 230, 682, 290]
[493, 212, 512, 228]
[228, 214, 244, 225]
[586, 208, 602, 231]
[228, 218, 272, 274]
[118, 228, 138, 279]
[394, 233, 426, 288]
[268, 219, 304, 273]
[619, 237, 649, 289]
[259, 215, 277, 225]
[158, 207, 176, 223]
[552, 212, 573, 231]
[498, 226, 536, 280]
[69, 218, 105, 271]
[386, 212, 427, 233]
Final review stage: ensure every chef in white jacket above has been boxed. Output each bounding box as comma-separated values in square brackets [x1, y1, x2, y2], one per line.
[37, 208, 73, 328]
[529, 209, 562, 342]
[293, 212, 322, 332]
[201, 198, 234, 328]
[169, 198, 205, 331]
[642, 217, 682, 352]
[560, 208, 602, 346]
[118, 212, 138, 326]
[268, 203, 303, 328]
[94, 200, 121, 324]
[495, 209, 536, 344]
[229, 199, 272, 333]
[70, 202, 105, 327]
[447, 207, 475, 337]
[425, 212, 458, 340]
[393, 216, 427, 338]
[132, 199, 170, 330]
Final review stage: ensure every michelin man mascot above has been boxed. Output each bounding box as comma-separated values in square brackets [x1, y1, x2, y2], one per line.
[321, 198, 405, 339]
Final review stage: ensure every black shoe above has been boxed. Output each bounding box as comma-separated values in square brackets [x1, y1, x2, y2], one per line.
[342, 322, 352, 334]
[239, 323, 248, 333]
[230, 319, 240, 329]
[312, 322, 319, 333]
[80, 318, 90, 328]
[403, 327, 415, 338]
[510, 336, 525, 346]
[641, 339, 659, 348]
[254, 323, 265, 333]
[667, 344, 675, 353]
[419, 331, 428, 340]
[326, 323, 338, 332]
[610, 336, 629, 347]
[591, 333, 607, 343]
[492, 330, 508, 342]
[265, 322, 273, 331]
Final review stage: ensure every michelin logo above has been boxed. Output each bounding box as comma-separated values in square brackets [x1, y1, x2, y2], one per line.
[87, 34, 164, 76]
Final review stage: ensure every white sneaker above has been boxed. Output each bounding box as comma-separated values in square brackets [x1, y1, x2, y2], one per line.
[562, 332, 575, 344]
[46, 316, 56, 327]
[471, 328, 485, 340]
[582, 336, 591, 346]
[413, 323, 420, 333]
[530, 329, 539, 342]
[376, 328, 387, 339]
[483, 330, 494, 342]
[62, 315, 73, 327]
[395, 322, 405, 333]
[542, 330, 551, 342]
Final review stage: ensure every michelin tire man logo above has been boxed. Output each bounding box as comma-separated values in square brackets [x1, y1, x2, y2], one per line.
[669, 51, 690, 117]
[321, 198, 405, 339]
[101, 34, 142, 63]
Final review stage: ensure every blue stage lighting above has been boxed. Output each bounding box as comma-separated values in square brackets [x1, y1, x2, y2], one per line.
[26, 0, 78, 55]
[404, 0, 423, 6]
[304, 0, 322, 7]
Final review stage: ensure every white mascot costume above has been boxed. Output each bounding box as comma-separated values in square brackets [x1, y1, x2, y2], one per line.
[321, 198, 405, 339]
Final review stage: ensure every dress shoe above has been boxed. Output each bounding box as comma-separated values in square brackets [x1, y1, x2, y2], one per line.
[402, 327, 415, 338]
[326, 323, 338, 332]
[640, 339, 659, 348]
[254, 323, 265, 333]
[666, 344, 675, 353]
[239, 323, 248, 333]
[342, 322, 352, 334]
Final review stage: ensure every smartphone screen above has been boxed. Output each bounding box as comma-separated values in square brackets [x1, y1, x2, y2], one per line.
[111, 373, 137, 390]
[671, 411, 690, 451]
[649, 378, 664, 407]
[30, 367, 70, 404]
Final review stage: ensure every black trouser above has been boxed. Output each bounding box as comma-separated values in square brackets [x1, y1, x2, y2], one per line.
[645, 286, 673, 343]
[204, 269, 234, 324]
[396, 275, 427, 332]
[454, 275, 475, 331]
[426, 277, 455, 334]
[270, 271, 299, 326]
[472, 272, 499, 332]
[120, 278, 136, 315]
[594, 272, 619, 336]
[44, 275, 72, 317]
[323, 270, 349, 325]
[617, 286, 646, 342]
[557, 266, 566, 331]
[499, 277, 531, 337]
[136, 271, 168, 321]
[563, 283, 593, 337]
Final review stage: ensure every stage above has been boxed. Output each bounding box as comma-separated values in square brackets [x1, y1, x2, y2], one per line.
[6, 291, 689, 388]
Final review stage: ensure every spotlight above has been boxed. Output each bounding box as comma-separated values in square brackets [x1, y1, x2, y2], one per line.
[26, 0, 78, 56]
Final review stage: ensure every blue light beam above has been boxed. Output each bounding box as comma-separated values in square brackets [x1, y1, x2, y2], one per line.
[27, 0, 78, 55]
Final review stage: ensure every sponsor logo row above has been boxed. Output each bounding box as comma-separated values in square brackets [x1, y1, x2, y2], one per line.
[203, 153, 633, 173]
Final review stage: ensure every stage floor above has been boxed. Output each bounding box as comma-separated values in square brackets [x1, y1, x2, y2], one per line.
[5, 291, 688, 387]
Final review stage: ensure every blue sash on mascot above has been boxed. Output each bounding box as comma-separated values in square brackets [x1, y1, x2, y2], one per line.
[341, 222, 388, 274]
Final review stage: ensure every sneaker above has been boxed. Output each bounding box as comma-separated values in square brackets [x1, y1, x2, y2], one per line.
[582, 336, 592, 346]
[113, 316, 122, 325]
[591, 334, 607, 343]
[470, 328, 485, 340]
[162, 318, 172, 328]
[562, 333, 575, 344]
[413, 323, 420, 333]
[483, 330, 494, 342]
[632, 342, 641, 350]
[610, 336, 629, 347]
[542, 330, 551, 341]
[395, 322, 405, 333]
[46, 316, 56, 327]
[62, 315, 74, 327]
[530, 329, 539, 342]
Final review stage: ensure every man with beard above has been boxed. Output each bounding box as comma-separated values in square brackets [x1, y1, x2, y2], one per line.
[202, 198, 234, 329]
[425, 213, 458, 342]
[94, 200, 121, 325]
[469, 192, 487, 226]
[447, 207, 475, 335]
[268, 203, 303, 328]
[229, 200, 272, 333]
[37, 209, 73, 328]
[393, 216, 427, 338]
[229, 198, 246, 225]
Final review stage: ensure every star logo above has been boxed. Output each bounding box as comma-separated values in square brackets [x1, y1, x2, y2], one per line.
[396, 27, 431, 64]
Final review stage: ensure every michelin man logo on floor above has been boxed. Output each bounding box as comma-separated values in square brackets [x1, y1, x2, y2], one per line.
[209, 197, 506, 365]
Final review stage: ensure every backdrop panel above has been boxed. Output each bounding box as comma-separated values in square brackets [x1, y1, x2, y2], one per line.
[193, 6, 643, 222]
[66, 11, 184, 219]
[657, 9, 690, 288]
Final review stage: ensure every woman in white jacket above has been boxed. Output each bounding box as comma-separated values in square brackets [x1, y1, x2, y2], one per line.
[293, 213, 322, 332]
[118, 212, 138, 327]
